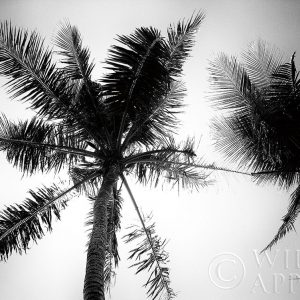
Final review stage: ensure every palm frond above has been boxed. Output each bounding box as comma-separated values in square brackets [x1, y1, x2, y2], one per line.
[211, 116, 258, 166]
[124, 136, 196, 164]
[262, 184, 300, 252]
[57, 78, 111, 149]
[268, 52, 300, 102]
[0, 114, 91, 175]
[0, 170, 99, 261]
[54, 22, 109, 138]
[0, 182, 71, 260]
[124, 137, 209, 191]
[120, 12, 204, 149]
[167, 11, 205, 77]
[122, 175, 176, 299]
[122, 80, 186, 149]
[242, 40, 283, 89]
[102, 13, 203, 150]
[102, 27, 169, 147]
[0, 21, 70, 117]
[208, 53, 258, 113]
[123, 215, 176, 300]
[212, 114, 300, 188]
[55, 21, 94, 82]
[135, 158, 210, 191]
[0, 21, 105, 146]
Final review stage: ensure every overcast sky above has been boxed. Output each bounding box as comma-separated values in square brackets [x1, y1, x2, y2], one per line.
[0, 0, 300, 299]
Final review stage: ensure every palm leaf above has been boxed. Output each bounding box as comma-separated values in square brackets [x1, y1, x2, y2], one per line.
[135, 158, 209, 191]
[124, 136, 196, 164]
[0, 170, 99, 261]
[242, 40, 283, 89]
[212, 112, 300, 188]
[0, 183, 70, 260]
[208, 53, 258, 113]
[55, 21, 94, 81]
[262, 184, 300, 251]
[167, 11, 205, 77]
[102, 27, 169, 147]
[0, 21, 70, 117]
[122, 175, 176, 299]
[120, 12, 204, 149]
[54, 22, 107, 131]
[124, 137, 209, 191]
[58, 78, 111, 148]
[122, 80, 186, 149]
[124, 215, 176, 300]
[0, 114, 91, 175]
[268, 52, 300, 104]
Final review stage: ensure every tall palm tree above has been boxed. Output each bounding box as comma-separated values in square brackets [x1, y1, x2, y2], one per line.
[0, 13, 218, 300]
[209, 40, 300, 251]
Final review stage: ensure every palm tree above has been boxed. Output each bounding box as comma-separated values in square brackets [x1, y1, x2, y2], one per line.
[0, 13, 220, 300]
[209, 40, 300, 251]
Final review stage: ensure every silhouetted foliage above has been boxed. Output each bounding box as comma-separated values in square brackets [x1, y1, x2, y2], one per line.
[0, 12, 218, 300]
[209, 41, 300, 251]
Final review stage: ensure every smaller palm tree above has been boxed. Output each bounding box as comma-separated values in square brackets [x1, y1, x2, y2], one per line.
[209, 40, 300, 251]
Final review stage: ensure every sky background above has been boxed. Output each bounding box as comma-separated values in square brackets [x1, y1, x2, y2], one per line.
[0, 0, 300, 299]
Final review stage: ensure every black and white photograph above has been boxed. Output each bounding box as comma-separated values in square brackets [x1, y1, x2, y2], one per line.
[0, 1, 300, 299]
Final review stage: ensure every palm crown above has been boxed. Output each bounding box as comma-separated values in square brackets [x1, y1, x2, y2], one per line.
[209, 40, 300, 251]
[0, 13, 213, 300]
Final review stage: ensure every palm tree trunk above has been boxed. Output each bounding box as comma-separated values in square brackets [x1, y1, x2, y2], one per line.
[83, 166, 119, 300]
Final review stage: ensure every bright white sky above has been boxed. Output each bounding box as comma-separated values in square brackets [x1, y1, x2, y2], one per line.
[0, 0, 300, 300]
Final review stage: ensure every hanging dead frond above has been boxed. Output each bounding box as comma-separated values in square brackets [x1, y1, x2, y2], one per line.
[123, 215, 176, 300]
[104, 185, 123, 291]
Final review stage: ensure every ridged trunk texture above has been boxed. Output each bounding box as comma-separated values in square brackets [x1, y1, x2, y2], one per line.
[83, 166, 118, 300]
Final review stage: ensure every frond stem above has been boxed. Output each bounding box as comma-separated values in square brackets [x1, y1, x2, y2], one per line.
[123, 148, 193, 164]
[0, 136, 99, 158]
[251, 170, 300, 175]
[116, 37, 162, 151]
[0, 37, 61, 104]
[125, 158, 251, 176]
